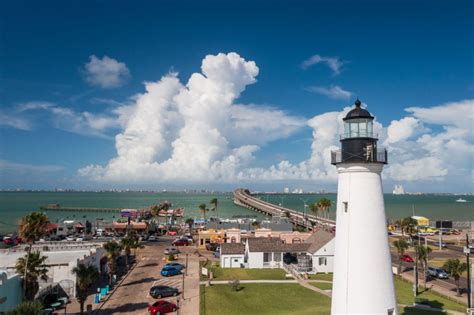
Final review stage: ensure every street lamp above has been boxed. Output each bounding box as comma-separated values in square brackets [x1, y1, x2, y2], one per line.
[279, 195, 286, 208]
[299, 198, 309, 231]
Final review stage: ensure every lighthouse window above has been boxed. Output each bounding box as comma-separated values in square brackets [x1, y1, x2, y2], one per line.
[343, 202, 348, 213]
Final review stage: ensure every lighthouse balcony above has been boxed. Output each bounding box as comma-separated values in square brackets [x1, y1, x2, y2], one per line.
[331, 147, 388, 165]
[340, 131, 378, 140]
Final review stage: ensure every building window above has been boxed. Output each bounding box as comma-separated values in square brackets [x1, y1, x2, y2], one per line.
[318, 257, 327, 266]
[263, 252, 271, 262]
[343, 202, 348, 213]
[387, 309, 394, 315]
[233, 259, 239, 262]
[231, 237, 236, 243]
[274, 253, 281, 262]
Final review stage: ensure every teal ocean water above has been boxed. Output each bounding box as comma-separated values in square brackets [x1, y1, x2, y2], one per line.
[0, 192, 472, 233]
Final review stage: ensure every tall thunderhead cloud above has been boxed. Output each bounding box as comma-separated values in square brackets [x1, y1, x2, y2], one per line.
[80, 52, 271, 182]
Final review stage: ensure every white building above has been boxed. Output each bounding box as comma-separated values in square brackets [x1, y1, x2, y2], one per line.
[393, 184, 405, 195]
[0, 243, 105, 297]
[305, 230, 335, 274]
[220, 243, 245, 268]
[283, 187, 290, 193]
[221, 230, 335, 273]
[330, 99, 397, 314]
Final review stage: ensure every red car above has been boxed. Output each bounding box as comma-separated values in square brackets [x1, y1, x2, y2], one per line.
[401, 254, 413, 263]
[148, 301, 178, 314]
[3, 236, 21, 246]
[172, 239, 191, 246]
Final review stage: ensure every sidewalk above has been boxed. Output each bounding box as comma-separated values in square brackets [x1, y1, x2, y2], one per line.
[180, 251, 200, 315]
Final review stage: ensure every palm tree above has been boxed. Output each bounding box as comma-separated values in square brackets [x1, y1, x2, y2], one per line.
[401, 217, 418, 240]
[443, 259, 468, 296]
[318, 198, 332, 219]
[15, 251, 48, 301]
[309, 203, 319, 217]
[210, 198, 219, 220]
[72, 263, 99, 315]
[414, 244, 432, 289]
[120, 237, 133, 267]
[7, 301, 43, 315]
[103, 241, 122, 286]
[18, 212, 49, 299]
[393, 239, 410, 274]
[185, 218, 194, 231]
[198, 203, 209, 222]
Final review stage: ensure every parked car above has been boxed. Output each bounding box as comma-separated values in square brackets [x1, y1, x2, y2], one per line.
[426, 267, 449, 279]
[172, 239, 191, 246]
[160, 266, 181, 277]
[148, 235, 158, 242]
[3, 236, 21, 246]
[401, 254, 414, 263]
[164, 262, 185, 271]
[148, 300, 178, 315]
[149, 285, 179, 299]
[164, 247, 180, 255]
[206, 243, 218, 251]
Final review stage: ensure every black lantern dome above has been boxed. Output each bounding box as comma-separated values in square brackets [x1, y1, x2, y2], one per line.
[331, 99, 387, 165]
[343, 99, 374, 121]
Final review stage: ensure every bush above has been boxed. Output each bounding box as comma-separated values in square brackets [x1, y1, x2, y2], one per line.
[230, 279, 241, 291]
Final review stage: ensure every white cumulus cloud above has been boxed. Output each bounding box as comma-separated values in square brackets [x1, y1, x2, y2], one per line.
[82, 55, 131, 88]
[305, 85, 352, 100]
[79, 52, 304, 183]
[301, 54, 345, 75]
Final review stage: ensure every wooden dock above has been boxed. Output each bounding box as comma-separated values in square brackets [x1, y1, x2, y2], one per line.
[40, 206, 122, 213]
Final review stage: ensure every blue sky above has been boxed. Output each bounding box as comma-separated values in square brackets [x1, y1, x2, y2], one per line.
[0, 0, 473, 192]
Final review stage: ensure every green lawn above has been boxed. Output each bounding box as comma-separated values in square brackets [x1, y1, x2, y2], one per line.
[200, 284, 331, 315]
[308, 273, 333, 281]
[309, 282, 333, 290]
[394, 277, 467, 313]
[203, 266, 289, 280]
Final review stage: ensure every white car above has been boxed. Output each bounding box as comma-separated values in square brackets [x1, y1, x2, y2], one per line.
[66, 236, 75, 241]
[148, 235, 158, 242]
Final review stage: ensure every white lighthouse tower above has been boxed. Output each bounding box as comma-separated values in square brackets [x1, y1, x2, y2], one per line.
[331, 99, 397, 315]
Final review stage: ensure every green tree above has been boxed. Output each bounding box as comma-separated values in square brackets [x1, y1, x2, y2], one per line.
[401, 217, 418, 239]
[120, 237, 134, 267]
[185, 218, 194, 231]
[443, 259, 468, 296]
[210, 198, 219, 219]
[15, 251, 48, 301]
[414, 244, 432, 289]
[316, 198, 332, 219]
[309, 203, 319, 218]
[198, 203, 209, 222]
[7, 301, 43, 315]
[103, 241, 122, 286]
[72, 263, 99, 315]
[393, 239, 410, 274]
[18, 212, 49, 299]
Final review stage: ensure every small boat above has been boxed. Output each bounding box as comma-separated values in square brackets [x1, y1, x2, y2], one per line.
[455, 198, 467, 203]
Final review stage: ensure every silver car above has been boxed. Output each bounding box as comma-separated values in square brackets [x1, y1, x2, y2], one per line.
[164, 247, 180, 255]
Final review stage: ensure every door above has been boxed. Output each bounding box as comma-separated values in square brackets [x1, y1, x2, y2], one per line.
[224, 257, 229, 267]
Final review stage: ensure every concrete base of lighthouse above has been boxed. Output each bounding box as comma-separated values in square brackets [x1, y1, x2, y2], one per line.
[331, 163, 397, 315]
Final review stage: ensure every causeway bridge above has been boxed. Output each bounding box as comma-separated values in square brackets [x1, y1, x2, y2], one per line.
[233, 188, 335, 230]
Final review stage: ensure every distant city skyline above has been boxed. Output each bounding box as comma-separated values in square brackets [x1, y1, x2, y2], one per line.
[0, 1, 473, 193]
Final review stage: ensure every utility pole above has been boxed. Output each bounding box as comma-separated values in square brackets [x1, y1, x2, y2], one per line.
[439, 221, 443, 250]
[466, 233, 471, 309]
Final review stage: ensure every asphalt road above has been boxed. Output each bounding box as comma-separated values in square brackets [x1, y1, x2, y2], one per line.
[98, 236, 186, 315]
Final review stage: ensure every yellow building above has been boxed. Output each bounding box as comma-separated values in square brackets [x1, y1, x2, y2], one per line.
[411, 216, 429, 227]
[197, 229, 226, 248]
